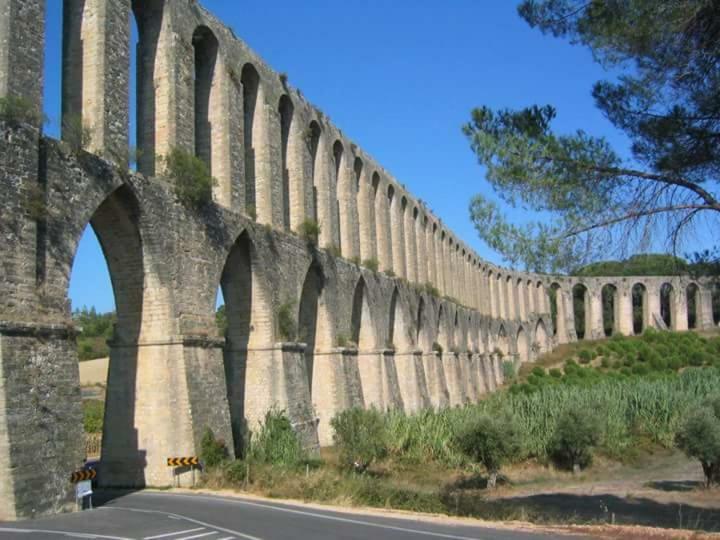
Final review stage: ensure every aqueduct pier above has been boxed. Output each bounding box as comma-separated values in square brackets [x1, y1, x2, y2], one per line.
[0, 0, 718, 520]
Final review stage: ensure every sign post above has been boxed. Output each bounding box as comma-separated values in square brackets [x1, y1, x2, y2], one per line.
[167, 457, 201, 487]
[70, 469, 96, 510]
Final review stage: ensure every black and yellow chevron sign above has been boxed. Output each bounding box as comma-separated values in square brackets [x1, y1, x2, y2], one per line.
[167, 457, 199, 467]
[70, 469, 96, 483]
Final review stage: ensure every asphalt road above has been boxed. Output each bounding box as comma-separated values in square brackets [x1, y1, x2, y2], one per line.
[0, 491, 583, 540]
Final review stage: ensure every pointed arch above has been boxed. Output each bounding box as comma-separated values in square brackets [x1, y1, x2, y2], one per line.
[389, 288, 412, 351]
[660, 282, 675, 328]
[351, 277, 375, 349]
[632, 282, 648, 334]
[572, 283, 589, 340]
[417, 297, 431, 350]
[516, 326, 529, 363]
[687, 282, 700, 329]
[241, 63, 262, 216]
[278, 94, 294, 231]
[601, 283, 619, 337]
[535, 319, 549, 355]
[298, 262, 332, 394]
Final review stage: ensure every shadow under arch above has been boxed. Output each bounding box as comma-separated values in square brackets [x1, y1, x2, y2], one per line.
[516, 326, 528, 363]
[351, 276, 376, 350]
[298, 261, 332, 395]
[81, 184, 171, 488]
[218, 230, 273, 456]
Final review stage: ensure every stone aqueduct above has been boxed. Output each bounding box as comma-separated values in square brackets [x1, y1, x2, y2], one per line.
[0, 0, 718, 520]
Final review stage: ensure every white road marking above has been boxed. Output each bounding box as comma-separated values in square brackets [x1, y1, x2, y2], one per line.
[0, 528, 133, 540]
[176, 533, 217, 540]
[105, 508, 259, 540]
[144, 528, 205, 539]
[216, 537, 234, 540]
[137, 493, 488, 540]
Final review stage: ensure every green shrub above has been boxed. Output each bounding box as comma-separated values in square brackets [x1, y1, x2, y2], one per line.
[549, 368, 563, 379]
[454, 414, 521, 488]
[298, 219, 321, 245]
[331, 408, 387, 472]
[675, 398, 720, 487]
[423, 282, 441, 297]
[200, 428, 229, 468]
[326, 244, 342, 258]
[0, 95, 44, 126]
[362, 258, 379, 272]
[83, 400, 104, 433]
[62, 113, 91, 153]
[578, 350, 592, 364]
[277, 301, 297, 341]
[432, 341, 443, 355]
[531, 366, 546, 378]
[164, 147, 216, 207]
[249, 409, 306, 467]
[549, 408, 601, 473]
[502, 360, 517, 380]
[600, 357, 610, 369]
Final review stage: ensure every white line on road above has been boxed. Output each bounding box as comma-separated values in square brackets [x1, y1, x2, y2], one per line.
[105, 507, 259, 540]
[0, 528, 134, 540]
[144, 528, 205, 539]
[136, 493, 489, 540]
[176, 532, 217, 540]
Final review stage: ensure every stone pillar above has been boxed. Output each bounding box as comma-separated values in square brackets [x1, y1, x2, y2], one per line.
[516, 280, 526, 320]
[395, 350, 431, 413]
[555, 287, 571, 344]
[587, 288, 604, 340]
[617, 285, 634, 336]
[497, 276, 506, 319]
[459, 352, 478, 403]
[357, 350, 386, 409]
[422, 352, 449, 409]
[647, 286, 662, 329]
[505, 277, 515, 319]
[672, 284, 688, 331]
[312, 348, 365, 446]
[390, 194, 406, 278]
[288, 111, 307, 233]
[444, 352, 467, 406]
[426, 224, 437, 287]
[62, 0, 130, 159]
[404, 208, 418, 283]
[415, 216, 427, 285]
[376, 182, 392, 272]
[698, 286, 715, 329]
[0, 0, 45, 116]
[357, 172, 376, 264]
[488, 274, 496, 317]
[435, 234, 446, 295]
[316, 136, 335, 249]
[338, 160, 359, 259]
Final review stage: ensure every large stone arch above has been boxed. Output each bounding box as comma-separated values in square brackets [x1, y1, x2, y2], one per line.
[572, 283, 590, 340]
[535, 319, 550, 355]
[516, 326, 529, 363]
[632, 282, 649, 334]
[601, 283, 619, 337]
[686, 282, 700, 329]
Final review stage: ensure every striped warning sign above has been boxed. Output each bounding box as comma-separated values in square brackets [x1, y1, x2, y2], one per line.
[70, 469, 97, 483]
[167, 457, 199, 467]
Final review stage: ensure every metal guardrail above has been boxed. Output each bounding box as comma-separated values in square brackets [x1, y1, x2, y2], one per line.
[85, 433, 102, 458]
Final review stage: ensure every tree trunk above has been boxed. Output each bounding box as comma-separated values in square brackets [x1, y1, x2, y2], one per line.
[702, 461, 717, 488]
[573, 463, 581, 475]
[487, 471, 497, 489]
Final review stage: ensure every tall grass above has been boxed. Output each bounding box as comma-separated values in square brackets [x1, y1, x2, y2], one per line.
[381, 367, 720, 465]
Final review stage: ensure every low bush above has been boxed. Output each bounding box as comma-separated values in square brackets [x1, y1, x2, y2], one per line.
[164, 148, 216, 207]
[201, 428, 229, 468]
[362, 258, 379, 272]
[454, 414, 521, 488]
[249, 409, 307, 467]
[277, 301, 297, 341]
[298, 219, 321, 245]
[331, 408, 387, 472]
[83, 400, 104, 433]
[549, 408, 601, 473]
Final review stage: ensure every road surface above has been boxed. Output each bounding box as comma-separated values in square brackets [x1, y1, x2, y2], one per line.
[0, 491, 584, 539]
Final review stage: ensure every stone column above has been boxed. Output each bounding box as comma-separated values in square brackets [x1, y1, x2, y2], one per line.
[426, 224, 437, 287]
[404, 208, 418, 283]
[357, 171, 376, 264]
[647, 286, 662, 329]
[617, 284, 634, 336]
[396, 350, 431, 413]
[587, 288, 604, 340]
[376, 182, 392, 272]
[415, 217, 427, 284]
[422, 351, 449, 409]
[0, 0, 45, 117]
[672, 283, 689, 331]
[516, 279, 526, 320]
[506, 277, 515, 319]
[338, 159, 358, 259]
[315, 136, 335, 249]
[357, 349, 386, 410]
[62, 0, 130, 159]
[443, 352, 466, 406]
[698, 286, 715, 329]
[488, 274, 496, 317]
[390, 194, 406, 278]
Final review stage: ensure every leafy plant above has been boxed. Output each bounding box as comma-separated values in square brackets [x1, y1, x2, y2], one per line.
[362, 258, 379, 272]
[83, 400, 104, 433]
[675, 397, 720, 488]
[549, 408, 601, 473]
[277, 301, 297, 341]
[331, 408, 387, 472]
[298, 219, 321, 246]
[200, 428, 229, 468]
[163, 147, 216, 207]
[454, 414, 521, 488]
[0, 95, 44, 127]
[248, 409, 306, 467]
[62, 113, 91, 153]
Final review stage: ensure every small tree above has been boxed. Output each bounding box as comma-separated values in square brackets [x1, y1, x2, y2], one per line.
[454, 414, 521, 488]
[331, 407, 386, 473]
[676, 398, 720, 488]
[200, 428, 228, 468]
[164, 147, 216, 207]
[550, 408, 601, 473]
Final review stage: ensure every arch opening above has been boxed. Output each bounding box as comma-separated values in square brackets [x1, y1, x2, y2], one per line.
[279, 95, 294, 231]
[686, 283, 699, 329]
[601, 284, 618, 337]
[660, 283, 674, 328]
[298, 263, 332, 395]
[308, 121, 322, 223]
[572, 283, 588, 340]
[516, 327, 528, 363]
[632, 283, 647, 335]
[241, 64, 260, 215]
[351, 278, 375, 349]
[713, 282, 720, 325]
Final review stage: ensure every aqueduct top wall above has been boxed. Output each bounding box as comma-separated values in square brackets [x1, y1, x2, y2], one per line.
[0, 0, 718, 522]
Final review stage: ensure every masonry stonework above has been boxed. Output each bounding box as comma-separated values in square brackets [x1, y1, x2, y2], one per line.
[0, 0, 718, 521]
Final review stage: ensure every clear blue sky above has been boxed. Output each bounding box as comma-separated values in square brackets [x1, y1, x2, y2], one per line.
[40, 1, 710, 313]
